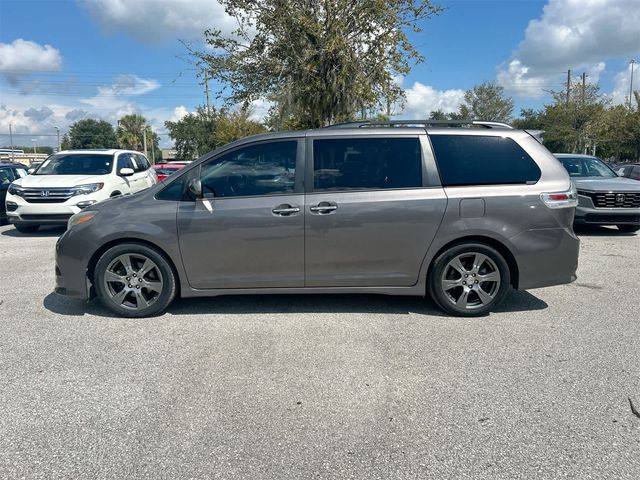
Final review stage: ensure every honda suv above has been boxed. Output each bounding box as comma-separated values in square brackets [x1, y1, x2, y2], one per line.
[54, 121, 580, 318]
[6, 149, 156, 232]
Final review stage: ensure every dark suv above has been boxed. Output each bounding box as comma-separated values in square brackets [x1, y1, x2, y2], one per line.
[55, 121, 580, 318]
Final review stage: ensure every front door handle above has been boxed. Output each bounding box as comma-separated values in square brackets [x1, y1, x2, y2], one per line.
[272, 204, 300, 216]
[310, 202, 338, 214]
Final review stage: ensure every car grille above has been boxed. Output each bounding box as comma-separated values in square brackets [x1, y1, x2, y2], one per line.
[579, 191, 640, 208]
[19, 187, 76, 203]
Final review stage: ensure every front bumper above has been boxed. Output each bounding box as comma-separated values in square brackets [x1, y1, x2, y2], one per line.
[54, 227, 93, 300]
[574, 205, 640, 225]
[5, 190, 103, 226]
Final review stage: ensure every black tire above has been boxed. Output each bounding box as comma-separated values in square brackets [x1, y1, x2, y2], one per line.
[14, 224, 39, 233]
[617, 224, 640, 233]
[428, 242, 511, 317]
[94, 242, 177, 318]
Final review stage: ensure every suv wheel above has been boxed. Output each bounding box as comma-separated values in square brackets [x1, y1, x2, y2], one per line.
[428, 243, 511, 317]
[15, 224, 39, 234]
[94, 243, 177, 318]
[617, 224, 640, 233]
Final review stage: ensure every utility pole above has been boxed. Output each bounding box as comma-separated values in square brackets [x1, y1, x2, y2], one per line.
[204, 74, 211, 114]
[630, 59, 636, 110]
[142, 125, 148, 158]
[54, 126, 60, 152]
[9, 123, 14, 162]
[581, 72, 587, 104]
[150, 127, 155, 164]
[566, 69, 571, 106]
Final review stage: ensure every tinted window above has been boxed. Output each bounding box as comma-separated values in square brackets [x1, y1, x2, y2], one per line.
[313, 137, 422, 191]
[0, 168, 13, 185]
[154, 167, 179, 175]
[200, 141, 297, 198]
[430, 135, 541, 186]
[156, 179, 185, 201]
[13, 167, 27, 178]
[116, 154, 134, 172]
[557, 156, 616, 178]
[135, 154, 150, 172]
[35, 154, 114, 176]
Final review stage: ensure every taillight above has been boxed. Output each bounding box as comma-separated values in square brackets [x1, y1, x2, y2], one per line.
[541, 183, 578, 209]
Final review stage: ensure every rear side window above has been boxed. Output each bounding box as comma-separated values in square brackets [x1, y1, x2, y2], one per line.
[429, 135, 541, 186]
[135, 154, 150, 172]
[313, 137, 422, 191]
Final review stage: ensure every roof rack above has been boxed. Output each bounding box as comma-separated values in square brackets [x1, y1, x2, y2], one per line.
[325, 120, 514, 129]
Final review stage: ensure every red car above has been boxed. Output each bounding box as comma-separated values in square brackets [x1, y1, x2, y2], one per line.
[153, 163, 185, 182]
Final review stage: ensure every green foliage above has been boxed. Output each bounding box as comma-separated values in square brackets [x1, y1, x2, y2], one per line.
[67, 119, 117, 149]
[165, 107, 267, 160]
[193, 0, 442, 128]
[458, 82, 513, 122]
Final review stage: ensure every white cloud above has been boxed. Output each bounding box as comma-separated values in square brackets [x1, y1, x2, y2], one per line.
[497, 0, 640, 97]
[0, 39, 62, 84]
[81, 75, 161, 112]
[170, 105, 190, 122]
[400, 81, 465, 117]
[79, 0, 239, 42]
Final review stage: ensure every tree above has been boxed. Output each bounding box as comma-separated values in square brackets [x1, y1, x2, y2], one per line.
[116, 114, 160, 160]
[165, 107, 266, 160]
[458, 82, 513, 123]
[193, 0, 442, 129]
[67, 119, 117, 149]
[61, 134, 71, 151]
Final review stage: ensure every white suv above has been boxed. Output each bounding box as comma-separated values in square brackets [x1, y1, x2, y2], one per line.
[5, 149, 157, 233]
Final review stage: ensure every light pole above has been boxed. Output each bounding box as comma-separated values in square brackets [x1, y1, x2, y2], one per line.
[54, 126, 61, 152]
[9, 123, 14, 162]
[31, 138, 37, 154]
[141, 124, 148, 159]
[630, 59, 636, 111]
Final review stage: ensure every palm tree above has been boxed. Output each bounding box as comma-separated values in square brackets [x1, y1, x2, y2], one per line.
[116, 114, 146, 151]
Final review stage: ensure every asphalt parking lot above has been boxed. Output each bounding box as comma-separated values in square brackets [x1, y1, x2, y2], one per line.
[0, 224, 638, 479]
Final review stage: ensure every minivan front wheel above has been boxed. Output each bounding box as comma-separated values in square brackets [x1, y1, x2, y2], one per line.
[94, 243, 177, 318]
[428, 243, 511, 317]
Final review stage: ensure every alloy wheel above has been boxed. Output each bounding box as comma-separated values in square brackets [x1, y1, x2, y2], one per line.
[440, 252, 501, 310]
[103, 253, 163, 311]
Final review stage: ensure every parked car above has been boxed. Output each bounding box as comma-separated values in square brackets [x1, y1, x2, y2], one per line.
[55, 120, 580, 318]
[153, 163, 185, 182]
[554, 154, 640, 232]
[5, 150, 157, 233]
[0, 162, 29, 224]
[617, 163, 640, 181]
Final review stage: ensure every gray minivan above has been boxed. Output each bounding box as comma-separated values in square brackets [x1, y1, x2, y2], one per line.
[54, 121, 580, 317]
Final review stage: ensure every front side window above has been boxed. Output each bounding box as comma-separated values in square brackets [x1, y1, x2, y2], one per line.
[557, 156, 617, 178]
[116, 154, 135, 173]
[14, 168, 27, 178]
[135, 154, 150, 172]
[200, 141, 297, 198]
[430, 135, 541, 187]
[35, 154, 113, 176]
[313, 137, 422, 191]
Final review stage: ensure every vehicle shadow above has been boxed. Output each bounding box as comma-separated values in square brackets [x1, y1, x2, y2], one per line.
[43, 289, 547, 318]
[574, 225, 637, 237]
[1, 226, 66, 238]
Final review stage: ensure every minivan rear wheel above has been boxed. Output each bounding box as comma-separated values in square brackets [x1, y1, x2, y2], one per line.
[94, 243, 177, 318]
[428, 243, 511, 317]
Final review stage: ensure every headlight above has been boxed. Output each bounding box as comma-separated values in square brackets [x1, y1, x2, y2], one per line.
[8, 183, 23, 196]
[73, 183, 104, 195]
[68, 211, 97, 229]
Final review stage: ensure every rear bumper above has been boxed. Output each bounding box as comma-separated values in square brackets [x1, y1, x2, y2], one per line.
[510, 227, 580, 290]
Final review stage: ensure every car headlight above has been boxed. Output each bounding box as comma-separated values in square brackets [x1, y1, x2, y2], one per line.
[8, 183, 24, 196]
[73, 183, 104, 195]
[68, 211, 97, 229]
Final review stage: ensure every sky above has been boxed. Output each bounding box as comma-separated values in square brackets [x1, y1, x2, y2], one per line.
[0, 0, 639, 149]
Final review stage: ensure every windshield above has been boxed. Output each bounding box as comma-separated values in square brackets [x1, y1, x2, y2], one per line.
[35, 154, 114, 176]
[557, 156, 617, 178]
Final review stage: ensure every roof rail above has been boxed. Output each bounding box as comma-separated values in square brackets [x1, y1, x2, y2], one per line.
[325, 120, 514, 129]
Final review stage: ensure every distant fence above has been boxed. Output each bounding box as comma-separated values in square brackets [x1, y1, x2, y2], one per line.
[0, 153, 50, 165]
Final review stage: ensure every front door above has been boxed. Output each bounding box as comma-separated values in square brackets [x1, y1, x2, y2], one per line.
[304, 135, 447, 287]
[178, 139, 304, 289]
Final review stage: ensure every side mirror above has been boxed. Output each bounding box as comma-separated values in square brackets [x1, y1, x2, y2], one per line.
[28, 168, 35, 174]
[187, 178, 203, 199]
[617, 168, 625, 176]
[119, 167, 135, 177]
